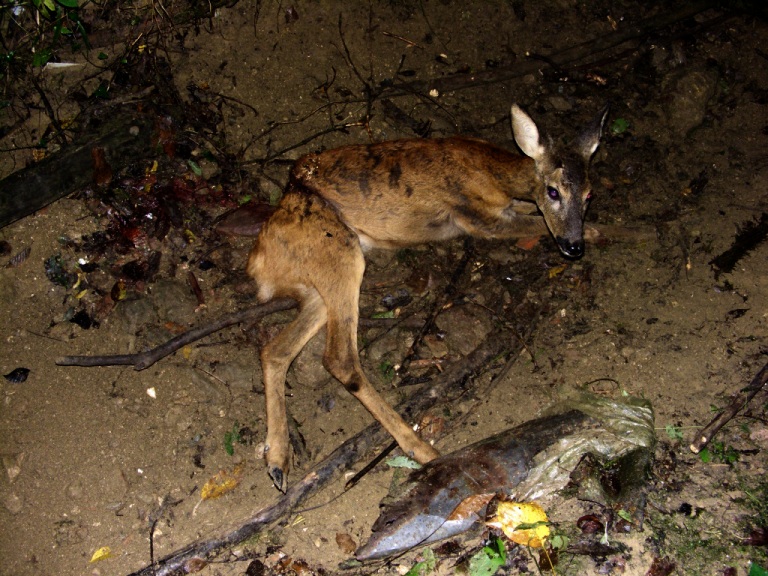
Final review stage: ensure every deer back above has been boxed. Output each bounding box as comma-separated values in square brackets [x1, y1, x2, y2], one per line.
[291, 137, 539, 250]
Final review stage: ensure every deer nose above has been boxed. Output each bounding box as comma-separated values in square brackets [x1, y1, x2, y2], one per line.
[556, 237, 585, 258]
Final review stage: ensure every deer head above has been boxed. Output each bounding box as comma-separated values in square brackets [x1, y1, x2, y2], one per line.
[511, 104, 609, 258]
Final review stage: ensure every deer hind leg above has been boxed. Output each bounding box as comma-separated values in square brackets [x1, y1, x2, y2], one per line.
[260, 292, 327, 492]
[317, 250, 440, 465]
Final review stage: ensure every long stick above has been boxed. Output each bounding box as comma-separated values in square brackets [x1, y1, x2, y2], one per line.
[55, 299, 297, 371]
[690, 362, 768, 453]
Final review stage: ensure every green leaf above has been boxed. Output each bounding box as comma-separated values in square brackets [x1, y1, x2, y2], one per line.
[91, 82, 109, 99]
[386, 455, 422, 470]
[699, 448, 711, 463]
[617, 509, 632, 522]
[224, 423, 240, 456]
[74, 19, 90, 48]
[749, 563, 768, 576]
[378, 360, 395, 382]
[405, 549, 435, 576]
[468, 537, 506, 576]
[371, 310, 395, 319]
[550, 534, 570, 550]
[665, 424, 683, 440]
[97, 52, 108, 60]
[187, 159, 202, 176]
[56, 0, 79, 7]
[32, 49, 52, 67]
[610, 118, 629, 135]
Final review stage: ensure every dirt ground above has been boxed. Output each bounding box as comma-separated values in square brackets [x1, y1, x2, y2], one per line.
[1, 1, 767, 575]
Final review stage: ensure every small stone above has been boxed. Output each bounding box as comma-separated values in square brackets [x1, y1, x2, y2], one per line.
[3, 492, 23, 514]
[335, 532, 357, 554]
[3, 452, 24, 483]
[66, 479, 84, 499]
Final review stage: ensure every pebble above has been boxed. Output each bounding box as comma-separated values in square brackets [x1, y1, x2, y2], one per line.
[66, 478, 84, 499]
[2, 491, 22, 514]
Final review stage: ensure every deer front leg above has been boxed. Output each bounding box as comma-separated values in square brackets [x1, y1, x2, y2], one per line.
[260, 293, 327, 492]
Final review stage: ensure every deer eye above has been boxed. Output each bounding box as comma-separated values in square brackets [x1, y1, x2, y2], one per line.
[546, 186, 560, 201]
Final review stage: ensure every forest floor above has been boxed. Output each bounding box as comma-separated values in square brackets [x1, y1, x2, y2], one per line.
[1, 1, 767, 575]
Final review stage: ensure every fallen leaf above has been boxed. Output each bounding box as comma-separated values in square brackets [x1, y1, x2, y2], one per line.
[89, 546, 112, 562]
[646, 556, 676, 576]
[201, 464, 244, 500]
[487, 501, 550, 548]
[515, 236, 541, 251]
[548, 264, 568, 279]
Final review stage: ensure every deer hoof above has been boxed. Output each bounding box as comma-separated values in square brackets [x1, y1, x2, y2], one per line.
[268, 464, 287, 493]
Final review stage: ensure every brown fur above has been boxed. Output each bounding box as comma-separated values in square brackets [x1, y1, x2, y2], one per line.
[248, 105, 607, 491]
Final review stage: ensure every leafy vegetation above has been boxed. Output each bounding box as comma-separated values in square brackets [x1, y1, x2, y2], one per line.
[468, 537, 507, 576]
[699, 441, 739, 465]
[224, 422, 242, 456]
[1, 0, 88, 71]
[405, 548, 436, 576]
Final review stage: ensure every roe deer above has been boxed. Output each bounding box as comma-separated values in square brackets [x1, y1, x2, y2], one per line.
[247, 104, 608, 491]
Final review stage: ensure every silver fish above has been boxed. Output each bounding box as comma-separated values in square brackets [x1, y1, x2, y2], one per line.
[356, 394, 654, 560]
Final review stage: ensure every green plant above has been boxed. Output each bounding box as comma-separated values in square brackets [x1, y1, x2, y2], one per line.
[405, 548, 436, 576]
[665, 424, 684, 440]
[1, 0, 88, 71]
[699, 441, 739, 465]
[468, 537, 506, 576]
[224, 423, 241, 456]
[379, 359, 396, 383]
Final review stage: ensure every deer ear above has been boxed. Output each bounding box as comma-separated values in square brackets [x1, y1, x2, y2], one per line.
[511, 105, 546, 161]
[578, 104, 610, 159]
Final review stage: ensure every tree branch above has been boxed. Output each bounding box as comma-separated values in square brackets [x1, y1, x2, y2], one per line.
[55, 299, 296, 371]
[690, 361, 768, 453]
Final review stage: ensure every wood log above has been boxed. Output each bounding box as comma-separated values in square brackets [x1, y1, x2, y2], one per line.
[0, 112, 156, 229]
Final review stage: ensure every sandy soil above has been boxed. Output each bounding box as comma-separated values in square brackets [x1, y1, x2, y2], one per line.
[1, 1, 767, 575]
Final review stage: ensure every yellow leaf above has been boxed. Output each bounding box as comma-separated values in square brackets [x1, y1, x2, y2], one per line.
[89, 546, 112, 562]
[548, 264, 567, 279]
[486, 501, 550, 548]
[201, 464, 244, 500]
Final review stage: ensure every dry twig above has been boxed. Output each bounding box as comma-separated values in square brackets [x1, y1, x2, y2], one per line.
[690, 362, 768, 453]
[55, 299, 296, 371]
